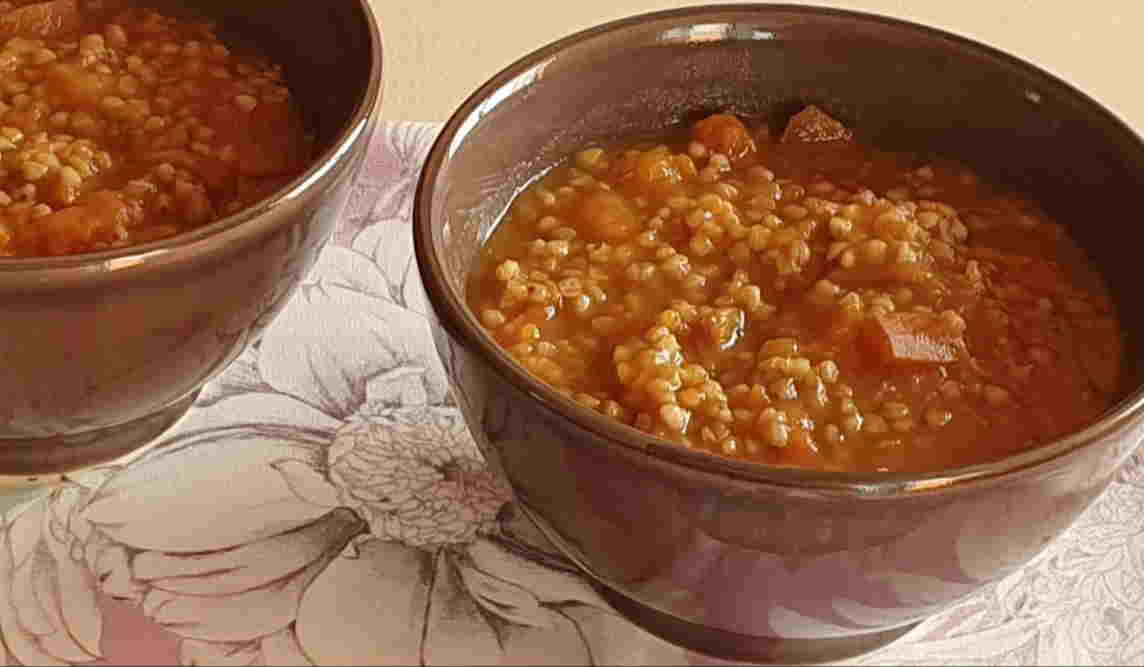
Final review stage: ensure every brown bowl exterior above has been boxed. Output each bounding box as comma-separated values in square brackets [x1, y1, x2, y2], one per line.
[444, 342, 1140, 663]
[0, 0, 382, 476]
[415, 4, 1144, 663]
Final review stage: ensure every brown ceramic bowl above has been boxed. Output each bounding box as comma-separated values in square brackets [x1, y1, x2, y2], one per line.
[0, 0, 381, 481]
[415, 4, 1144, 664]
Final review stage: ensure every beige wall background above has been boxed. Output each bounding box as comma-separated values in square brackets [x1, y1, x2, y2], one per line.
[370, 0, 1143, 130]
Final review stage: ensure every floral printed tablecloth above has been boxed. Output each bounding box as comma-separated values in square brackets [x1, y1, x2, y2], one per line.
[1, 121, 1143, 666]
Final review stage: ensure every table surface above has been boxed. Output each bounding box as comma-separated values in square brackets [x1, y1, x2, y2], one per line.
[3, 3, 1143, 664]
[371, 0, 1144, 130]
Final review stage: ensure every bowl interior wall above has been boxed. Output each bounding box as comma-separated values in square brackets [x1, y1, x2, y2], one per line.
[148, 0, 374, 151]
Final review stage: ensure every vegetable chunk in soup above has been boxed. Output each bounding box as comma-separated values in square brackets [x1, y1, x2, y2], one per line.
[467, 108, 1124, 473]
[0, 0, 312, 256]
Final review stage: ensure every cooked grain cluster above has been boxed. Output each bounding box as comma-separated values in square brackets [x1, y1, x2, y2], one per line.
[468, 108, 1125, 473]
[0, 0, 311, 256]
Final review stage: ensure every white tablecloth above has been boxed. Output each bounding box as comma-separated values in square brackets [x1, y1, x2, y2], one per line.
[1, 122, 1141, 666]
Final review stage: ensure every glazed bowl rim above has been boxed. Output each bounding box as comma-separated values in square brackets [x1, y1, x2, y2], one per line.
[413, 2, 1144, 496]
[0, 0, 384, 276]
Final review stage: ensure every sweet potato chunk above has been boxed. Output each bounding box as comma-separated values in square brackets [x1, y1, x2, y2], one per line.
[575, 190, 639, 242]
[780, 105, 853, 144]
[864, 312, 963, 364]
[613, 146, 692, 189]
[692, 113, 755, 160]
[42, 63, 115, 107]
[236, 100, 312, 176]
[0, 0, 82, 40]
[37, 191, 134, 255]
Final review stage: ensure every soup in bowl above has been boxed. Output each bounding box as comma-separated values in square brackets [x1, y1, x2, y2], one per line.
[0, 0, 381, 480]
[414, 6, 1144, 664]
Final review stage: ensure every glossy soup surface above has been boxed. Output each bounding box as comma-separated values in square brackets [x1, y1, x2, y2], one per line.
[467, 108, 1124, 473]
[0, 0, 311, 256]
